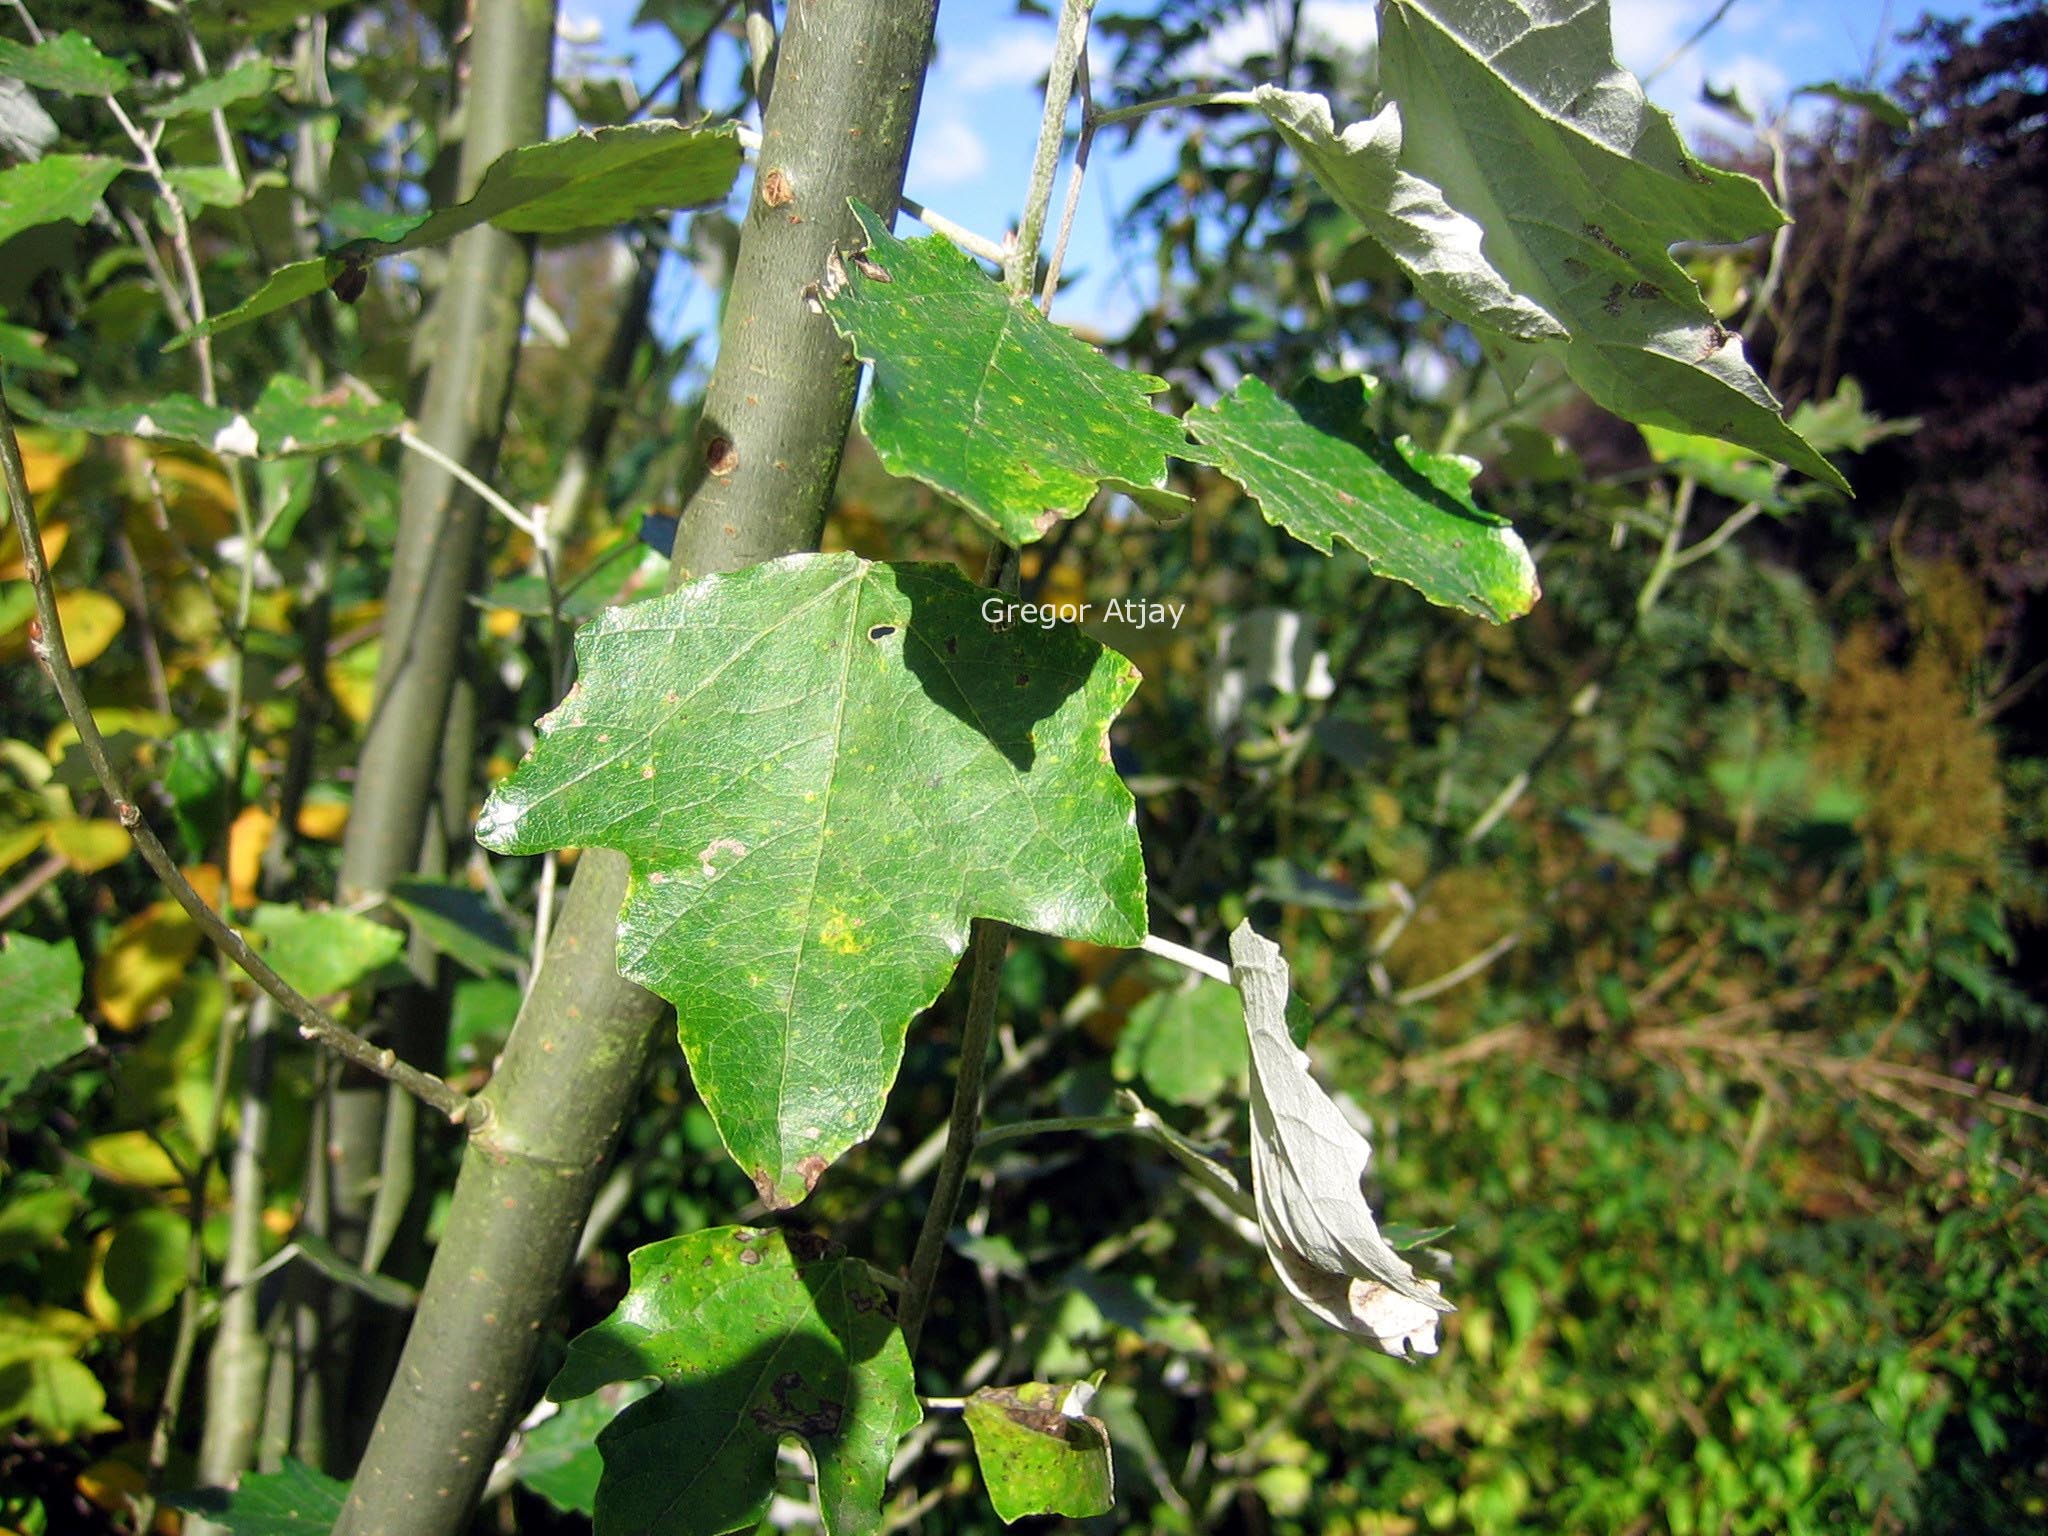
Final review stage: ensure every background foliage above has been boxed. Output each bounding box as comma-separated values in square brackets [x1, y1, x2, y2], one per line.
[1, 1, 2043, 1533]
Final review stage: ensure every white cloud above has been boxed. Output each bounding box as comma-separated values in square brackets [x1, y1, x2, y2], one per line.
[907, 114, 992, 189]
[1185, 0, 1379, 77]
[947, 26, 1055, 92]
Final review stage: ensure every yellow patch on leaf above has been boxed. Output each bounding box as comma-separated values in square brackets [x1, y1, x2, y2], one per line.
[0, 518, 69, 579]
[228, 805, 275, 909]
[95, 898, 204, 1031]
[44, 817, 132, 873]
[295, 796, 349, 841]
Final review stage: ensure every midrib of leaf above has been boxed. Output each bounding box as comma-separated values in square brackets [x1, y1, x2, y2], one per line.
[1393, 23, 1602, 332]
[773, 568, 869, 1152]
[962, 299, 1022, 487]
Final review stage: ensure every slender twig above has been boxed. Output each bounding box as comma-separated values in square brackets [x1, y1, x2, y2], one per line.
[742, 0, 777, 108]
[1643, 0, 1743, 86]
[1392, 930, 1520, 1006]
[1671, 498, 1766, 571]
[1141, 931, 1233, 986]
[898, 195, 1008, 265]
[396, 427, 540, 539]
[1037, 43, 1094, 311]
[0, 851, 65, 924]
[0, 383, 475, 1127]
[898, 919, 1007, 1356]
[1087, 88, 1259, 130]
[972, 1112, 1135, 1151]
[1008, 0, 1095, 297]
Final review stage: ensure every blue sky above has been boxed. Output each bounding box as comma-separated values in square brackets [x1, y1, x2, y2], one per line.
[561, 0, 1980, 346]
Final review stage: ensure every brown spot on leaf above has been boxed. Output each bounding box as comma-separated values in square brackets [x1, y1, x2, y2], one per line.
[1629, 281, 1662, 302]
[796, 1154, 830, 1192]
[853, 253, 892, 283]
[1602, 282, 1626, 316]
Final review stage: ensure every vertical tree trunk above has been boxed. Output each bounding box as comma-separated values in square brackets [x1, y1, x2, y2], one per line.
[337, 0, 554, 906]
[333, 4, 941, 1531]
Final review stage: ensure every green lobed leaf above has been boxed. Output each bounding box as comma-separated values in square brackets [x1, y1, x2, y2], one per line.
[548, 1227, 920, 1536]
[249, 905, 405, 997]
[182, 122, 742, 344]
[477, 551, 1148, 1207]
[0, 32, 130, 97]
[1187, 375, 1538, 621]
[1253, 86, 1563, 345]
[171, 1459, 349, 1536]
[17, 374, 403, 458]
[963, 1380, 1115, 1523]
[0, 933, 90, 1109]
[821, 200, 1191, 544]
[0, 155, 123, 247]
[1113, 981, 1246, 1106]
[147, 57, 285, 119]
[1338, 1, 1849, 491]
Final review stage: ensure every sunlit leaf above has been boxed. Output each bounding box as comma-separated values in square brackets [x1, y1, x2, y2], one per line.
[182, 122, 742, 343]
[94, 899, 204, 1032]
[1290, 2, 1849, 489]
[0, 1352, 117, 1441]
[963, 1379, 1115, 1523]
[1253, 86, 1564, 345]
[147, 58, 285, 119]
[0, 933, 90, 1108]
[0, 33, 130, 97]
[548, 1227, 920, 1536]
[18, 375, 403, 458]
[822, 200, 1190, 544]
[0, 155, 122, 246]
[1231, 921, 1451, 1355]
[43, 816, 132, 873]
[1186, 375, 1539, 622]
[84, 1207, 188, 1329]
[1113, 981, 1245, 1106]
[249, 905, 404, 998]
[477, 552, 1147, 1206]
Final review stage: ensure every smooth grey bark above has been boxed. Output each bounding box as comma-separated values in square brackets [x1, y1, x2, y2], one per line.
[336, 0, 554, 907]
[333, 4, 940, 1533]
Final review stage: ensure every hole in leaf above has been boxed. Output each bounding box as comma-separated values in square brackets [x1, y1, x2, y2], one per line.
[867, 624, 898, 641]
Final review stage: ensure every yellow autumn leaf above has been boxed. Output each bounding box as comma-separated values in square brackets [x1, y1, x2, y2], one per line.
[147, 453, 236, 541]
[60, 590, 127, 667]
[295, 796, 349, 841]
[228, 805, 275, 909]
[94, 899, 203, 1031]
[0, 823, 43, 876]
[7, 431, 79, 500]
[78, 1130, 184, 1187]
[326, 642, 381, 727]
[75, 1458, 145, 1519]
[0, 517, 69, 580]
[484, 607, 523, 640]
[44, 817, 133, 874]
